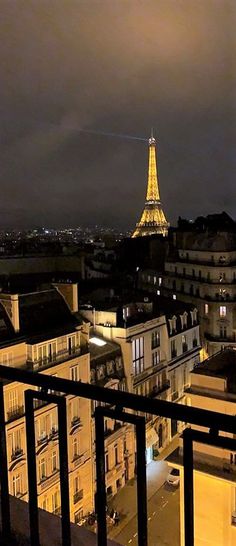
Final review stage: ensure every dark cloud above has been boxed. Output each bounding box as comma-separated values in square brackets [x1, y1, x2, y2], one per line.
[0, 0, 235, 228]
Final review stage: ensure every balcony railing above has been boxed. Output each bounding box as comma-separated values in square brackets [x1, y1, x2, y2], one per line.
[27, 344, 88, 371]
[0, 362, 236, 546]
[73, 489, 83, 504]
[11, 447, 23, 461]
[7, 404, 24, 422]
[148, 381, 170, 398]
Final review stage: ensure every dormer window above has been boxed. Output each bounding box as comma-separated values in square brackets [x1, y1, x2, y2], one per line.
[172, 316, 177, 331]
[97, 365, 105, 380]
[107, 361, 114, 375]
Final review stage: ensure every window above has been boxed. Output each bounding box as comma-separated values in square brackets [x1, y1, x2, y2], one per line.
[72, 436, 79, 459]
[182, 335, 188, 352]
[132, 337, 144, 375]
[68, 335, 77, 355]
[151, 330, 160, 349]
[115, 445, 119, 465]
[154, 276, 157, 285]
[158, 277, 162, 286]
[220, 326, 227, 339]
[51, 451, 57, 473]
[173, 294, 177, 300]
[12, 474, 22, 497]
[38, 344, 48, 365]
[105, 453, 109, 473]
[156, 289, 160, 296]
[42, 497, 48, 511]
[70, 365, 79, 382]
[52, 491, 60, 513]
[220, 306, 226, 317]
[171, 340, 176, 358]
[204, 303, 209, 315]
[48, 342, 57, 362]
[75, 509, 83, 524]
[71, 397, 80, 424]
[8, 389, 18, 412]
[1, 352, 13, 365]
[39, 458, 46, 481]
[152, 350, 160, 366]
[74, 476, 79, 493]
[11, 429, 22, 458]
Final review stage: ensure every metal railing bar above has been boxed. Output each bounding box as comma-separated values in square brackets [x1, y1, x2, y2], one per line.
[1, 364, 236, 434]
[95, 407, 147, 546]
[25, 391, 40, 546]
[0, 382, 11, 540]
[95, 410, 107, 546]
[25, 390, 71, 546]
[183, 428, 194, 546]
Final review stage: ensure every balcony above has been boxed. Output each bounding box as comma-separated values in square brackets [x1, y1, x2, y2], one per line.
[7, 405, 24, 422]
[71, 416, 82, 428]
[148, 381, 170, 399]
[205, 332, 236, 343]
[73, 489, 83, 504]
[0, 361, 236, 546]
[27, 344, 88, 371]
[171, 391, 179, 402]
[11, 447, 23, 461]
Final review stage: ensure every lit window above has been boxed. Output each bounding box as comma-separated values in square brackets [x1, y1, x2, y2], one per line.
[173, 294, 177, 300]
[70, 365, 79, 382]
[156, 289, 160, 296]
[220, 306, 226, 317]
[204, 304, 209, 315]
[158, 277, 162, 286]
[154, 276, 157, 285]
[90, 337, 106, 346]
[132, 337, 144, 375]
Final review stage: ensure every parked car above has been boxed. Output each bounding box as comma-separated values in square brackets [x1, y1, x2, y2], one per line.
[166, 467, 180, 486]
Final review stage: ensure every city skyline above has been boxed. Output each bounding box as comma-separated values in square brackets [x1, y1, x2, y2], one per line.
[0, 0, 235, 229]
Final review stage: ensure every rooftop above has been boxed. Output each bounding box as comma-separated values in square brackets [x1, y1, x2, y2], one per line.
[192, 348, 236, 394]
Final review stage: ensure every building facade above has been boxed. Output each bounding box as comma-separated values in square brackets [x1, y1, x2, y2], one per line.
[0, 288, 93, 524]
[168, 348, 236, 546]
[162, 214, 236, 356]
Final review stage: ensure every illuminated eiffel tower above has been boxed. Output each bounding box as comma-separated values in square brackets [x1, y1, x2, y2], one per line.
[132, 132, 169, 238]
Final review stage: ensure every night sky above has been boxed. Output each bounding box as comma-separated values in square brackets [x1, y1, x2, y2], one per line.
[0, 1, 235, 229]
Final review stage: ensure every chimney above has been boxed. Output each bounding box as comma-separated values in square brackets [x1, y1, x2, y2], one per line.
[52, 282, 78, 313]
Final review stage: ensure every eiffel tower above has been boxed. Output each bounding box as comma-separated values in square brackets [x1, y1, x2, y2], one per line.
[132, 132, 169, 238]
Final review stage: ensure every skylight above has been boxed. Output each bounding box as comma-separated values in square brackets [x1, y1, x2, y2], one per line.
[90, 337, 106, 346]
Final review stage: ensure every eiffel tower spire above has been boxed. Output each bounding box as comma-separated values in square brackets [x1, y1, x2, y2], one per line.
[132, 132, 169, 238]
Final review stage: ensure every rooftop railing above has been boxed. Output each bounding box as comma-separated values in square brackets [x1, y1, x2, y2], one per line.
[0, 363, 236, 546]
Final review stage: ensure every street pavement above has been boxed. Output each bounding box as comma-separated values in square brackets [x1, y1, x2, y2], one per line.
[107, 437, 181, 545]
[113, 483, 180, 546]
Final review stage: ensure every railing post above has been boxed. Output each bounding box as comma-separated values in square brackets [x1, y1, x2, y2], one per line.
[136, 417, 148, 546]
[0, 381, 11, 540]
[95, 409, 107, 546]
[25, 391, 40, 546]
[183, 428, 194, 546]
[58, 397, 71, 546]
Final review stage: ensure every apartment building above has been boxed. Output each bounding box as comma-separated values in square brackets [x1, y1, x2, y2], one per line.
[89, 336, 135, 500]
[167, 348, 236, 546]
[0, 288, 93, 524]
[162, 213, 236, 356]
[80, 292, 201, 462]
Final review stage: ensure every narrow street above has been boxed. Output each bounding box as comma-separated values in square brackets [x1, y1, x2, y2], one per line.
[113, 483, 180, 546]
